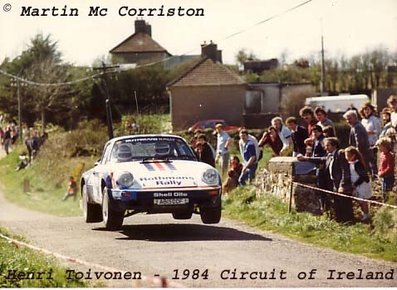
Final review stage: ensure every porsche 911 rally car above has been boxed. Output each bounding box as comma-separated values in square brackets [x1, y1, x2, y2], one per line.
[81, 134, 222, 230]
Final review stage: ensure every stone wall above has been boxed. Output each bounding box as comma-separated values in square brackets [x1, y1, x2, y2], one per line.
[256, 156, 321, 214]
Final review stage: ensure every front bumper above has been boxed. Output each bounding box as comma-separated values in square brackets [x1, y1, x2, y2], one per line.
[109, 187, 221, 212]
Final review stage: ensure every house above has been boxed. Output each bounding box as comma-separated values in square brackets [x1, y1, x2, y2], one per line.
[167, 42, 247, 131]
[244, 82, 316, 128]
[243, 58, 279, 74]
[109, 20, 172, 65]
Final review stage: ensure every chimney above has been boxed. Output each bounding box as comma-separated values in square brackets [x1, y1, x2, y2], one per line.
[201, 41, 222, 63]
[135, 19, 152, 36]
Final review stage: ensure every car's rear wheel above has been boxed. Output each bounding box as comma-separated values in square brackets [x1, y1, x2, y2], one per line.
[82, 184, 102, 223]
[172, 211, 193, 220]
[102, 187, 124, 231]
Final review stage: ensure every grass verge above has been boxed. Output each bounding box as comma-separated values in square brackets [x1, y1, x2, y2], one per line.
[223, 187, 397, 262]
[0, 228, 90, 287]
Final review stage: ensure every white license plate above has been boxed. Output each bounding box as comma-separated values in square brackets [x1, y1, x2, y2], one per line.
[153, 198, 189, 206]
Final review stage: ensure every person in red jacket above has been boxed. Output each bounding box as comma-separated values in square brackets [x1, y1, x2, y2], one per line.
[376, 137, 395, 202]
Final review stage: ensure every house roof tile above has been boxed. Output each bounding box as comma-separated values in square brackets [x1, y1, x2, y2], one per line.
[110, 32, 169, 54]
[169, 58, 246, 87]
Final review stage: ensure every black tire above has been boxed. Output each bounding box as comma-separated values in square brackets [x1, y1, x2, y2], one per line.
[200, 206, 221, 224]
[102, 187, 124, 231]
[172, 211, 193, 220]
[82, 184, 102, 223]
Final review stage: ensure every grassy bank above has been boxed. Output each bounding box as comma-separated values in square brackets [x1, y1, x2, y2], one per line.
[223, 187, 397, 262]
[0, 228, 89, 287]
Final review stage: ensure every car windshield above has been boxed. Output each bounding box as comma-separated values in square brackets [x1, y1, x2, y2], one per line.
[110, 136, 197, 163]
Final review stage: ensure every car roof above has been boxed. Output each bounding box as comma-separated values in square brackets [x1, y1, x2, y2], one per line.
[107, 134, 186, 144]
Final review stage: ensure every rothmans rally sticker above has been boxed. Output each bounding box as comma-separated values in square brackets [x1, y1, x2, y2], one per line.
[140, 175, 196, 187]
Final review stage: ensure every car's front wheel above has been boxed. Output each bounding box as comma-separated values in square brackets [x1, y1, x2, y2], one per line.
[102, 187, 124, 231]
[200, 206, 221, 224]
[82, 184, 102, 223]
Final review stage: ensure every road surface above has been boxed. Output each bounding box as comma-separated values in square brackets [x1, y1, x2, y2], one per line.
[0, 189, 396, 287]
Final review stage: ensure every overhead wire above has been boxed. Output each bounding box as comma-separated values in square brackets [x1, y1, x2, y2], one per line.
[0, 0, 314, 87]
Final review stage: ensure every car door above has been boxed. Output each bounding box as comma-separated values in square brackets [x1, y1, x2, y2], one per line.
[91, 142, 113, 202]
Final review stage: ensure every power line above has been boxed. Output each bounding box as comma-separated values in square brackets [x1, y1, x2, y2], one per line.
[0, 0, 315, 87]
[224, 0, 313, 40]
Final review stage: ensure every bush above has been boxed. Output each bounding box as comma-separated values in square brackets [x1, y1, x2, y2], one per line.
[116, 114, 171, 136]
[372, 207, 397, 240]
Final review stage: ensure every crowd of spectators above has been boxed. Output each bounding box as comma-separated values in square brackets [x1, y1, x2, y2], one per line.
[0, 115, 48, 171]
[193, 94, 396, 223]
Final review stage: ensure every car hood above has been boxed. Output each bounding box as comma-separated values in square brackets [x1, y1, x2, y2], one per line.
[110, 160, 217, 189]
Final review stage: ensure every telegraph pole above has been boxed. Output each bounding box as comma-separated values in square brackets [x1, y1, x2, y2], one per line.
[10, 74, 27, 142]
[93, 62, 119, 140]
[320, 34, 326, 94]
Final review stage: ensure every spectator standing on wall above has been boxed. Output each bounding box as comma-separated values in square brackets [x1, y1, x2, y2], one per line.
[285, 116, 308, 156]
[376, 137, 395, 202]
[215, 123, 231, 178]
[299, 106, 318, 136]
[238, 129, 257, 186]
[359, 102, 382, 177]
[343, 110, 372, 172]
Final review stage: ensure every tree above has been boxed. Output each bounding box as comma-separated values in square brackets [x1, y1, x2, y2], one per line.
[235, 49, 257, 70]
[24, 59, 71, 130]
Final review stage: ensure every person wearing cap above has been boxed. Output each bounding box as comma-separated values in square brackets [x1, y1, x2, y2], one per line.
[359, 102, 382, 177]
[215, 123, 231, 178]
[343, 110, 372, 172]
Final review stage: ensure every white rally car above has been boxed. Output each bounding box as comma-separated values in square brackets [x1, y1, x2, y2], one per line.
[81, 134, 222, 230]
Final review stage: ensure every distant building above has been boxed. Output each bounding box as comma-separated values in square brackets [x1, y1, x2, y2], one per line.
[110, 20, 172, 65]
[110, 19, 199, 68]
[243, 59, 279, 74]
[167, 42, 247, 131]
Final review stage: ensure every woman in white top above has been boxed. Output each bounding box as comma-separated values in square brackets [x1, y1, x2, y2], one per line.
[271, 116, 292, 156]
[359, 102, 381, 176]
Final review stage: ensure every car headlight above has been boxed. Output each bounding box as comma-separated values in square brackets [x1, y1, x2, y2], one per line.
[115, 172, 134, 189]
[202, 168, 219, 185]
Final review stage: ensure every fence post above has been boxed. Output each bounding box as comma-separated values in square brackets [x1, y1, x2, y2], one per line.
[288, 181, 294, 213]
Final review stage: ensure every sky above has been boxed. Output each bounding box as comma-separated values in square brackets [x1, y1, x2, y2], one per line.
[0, 0, 396, 67]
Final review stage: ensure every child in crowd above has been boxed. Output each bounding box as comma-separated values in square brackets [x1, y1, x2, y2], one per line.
[15, 152, 29, 171]
[223, 155, 243, 195]
[376, 137, 395, 202]
[62, 176, 78, 201]
[344, 146, 372, 222]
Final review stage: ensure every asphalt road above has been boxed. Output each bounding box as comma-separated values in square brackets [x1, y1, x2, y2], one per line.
[0, 190, 396, 288]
